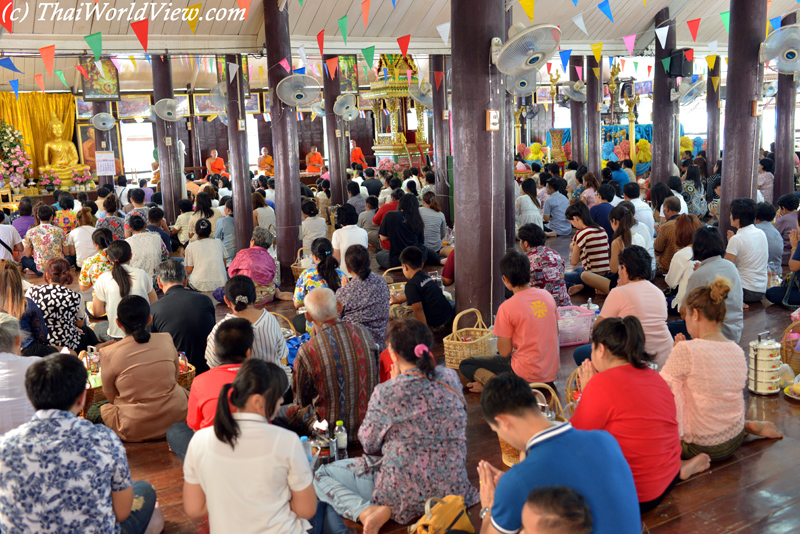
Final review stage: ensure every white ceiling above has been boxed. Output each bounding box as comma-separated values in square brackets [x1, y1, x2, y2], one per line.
[0, 0, 794, 92]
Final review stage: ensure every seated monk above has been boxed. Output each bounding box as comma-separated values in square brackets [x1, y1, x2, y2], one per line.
[206, 150, 226, 176]
[258, 148, 274, 176]
[350, 140, 367, 168]
[306, 146, 323, 173]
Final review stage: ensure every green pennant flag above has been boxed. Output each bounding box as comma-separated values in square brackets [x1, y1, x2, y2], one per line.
[55, 69, 69, 89]
[338, 15, 348, 45]
[298, 0, 303, 5]
[361, 45, 375, 67]
[633, 60, 638, 73]
[84, 32, 103, 60]
[661, 57, 671, 73]
[720, 11, 730, 34]
[363, 66, 369, 83]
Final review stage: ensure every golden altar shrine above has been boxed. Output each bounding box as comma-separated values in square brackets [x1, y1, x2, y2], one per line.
[360, 54, 430, 165]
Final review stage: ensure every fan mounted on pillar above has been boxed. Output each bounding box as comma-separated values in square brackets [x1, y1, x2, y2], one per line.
[310, 101, 326, 116]
[671, 79, 706, 106]
[90, 113, 116, 131]
[153, 99, 186, 122]
[760, 24, 800, 74]
[762, 81, 779, 98]
[563, 81, 587, 102]
[409, 81, 434, 107]
[333, 94, 359, 122]
[506, 69, 541, 97]
[275, 74, 322, 107]
[210, 82, 228, 112]
[491, 23, 561, 77]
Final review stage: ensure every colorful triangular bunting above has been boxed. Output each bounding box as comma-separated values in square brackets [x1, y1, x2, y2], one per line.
[712, 76, 720, 91]
[8, 80, 18, 100]
[131, 19, 149, 52]
[686, 18, 700, 42]
[573, 14, 587, 36]
[397, 35, 411, 56]
[317, 30, 325, 57]
[33, 74, 45, 92]
[575, 66, 583, 82]
[706, 55, 717, 70]
[590, 42, 603, 64]
[228, 62, 239, 82]
[623, 34, 636, 56]
[597, 0, 613, 23]
[720, 11, 730, 34]
[279, 58, 291, 74]
[684, 49, 694, 62]
[55, 69, 69, 89]
[185, 3, 201, 34]
[559, 49, 572, 72]
[39, 45, 55, 77]
[434, 71, 444, 90]
[770, 16, 781, 31]
[84, 32, 103, 60]
[362, 0, 370, 28]
[592, 67, 600, 79]
[326, 56, 339, 79]
[520, 0, 534, 23]
[661, 57, 671, 73]
[338, 15, 348, 45]
[75, 65, 90, 79]
[655, 26, 669, 49]
[437, 22, 451, 45]
[0, 58, 22, 73]
[362, 45, 375, 67]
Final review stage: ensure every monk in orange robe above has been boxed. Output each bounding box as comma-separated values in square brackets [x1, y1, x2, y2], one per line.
[305, 146, 323, 173]
[350, 140, 367, 168]
[258, 147, 275, 176]
[206, 149, 226, 175]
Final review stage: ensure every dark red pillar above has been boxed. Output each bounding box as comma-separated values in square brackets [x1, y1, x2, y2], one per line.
[152, 57, 181, 224]
[451, 0, 506, 319]
[323, 55, 347, 206]
[586, 54, 602, 174]
[569, 55, 586, 166]
[706, 55, 721, 174]
[652, 9, 677, 186]
[430, 54, 451, 225]
[225, 54, 253, 254]
[263, 0, 301, 284]
[91, 101, 113, 189]
[775, 12, 797, 201]
[721, 0, 768, 237]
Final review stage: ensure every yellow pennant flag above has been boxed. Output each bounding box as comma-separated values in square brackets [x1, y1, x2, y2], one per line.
[706, 54, 717, 70]
[592, 67, 600, 79]
[591, 42, 603, 64]
[543, 102, 549, 112]
[311, 112, 317, 121]
[128, 55, 137, 70]
[712, 76, 720, 91]
[520, 0, 534, 23]
[207, 114, 218, 122]
[259, 65, 264, 84]
[725, 57, 728, 65]
[185, 3, 202, 34]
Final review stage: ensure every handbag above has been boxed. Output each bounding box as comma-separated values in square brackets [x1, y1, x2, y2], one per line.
[780, 271, 800, 310]
[407, 496, 474, 534]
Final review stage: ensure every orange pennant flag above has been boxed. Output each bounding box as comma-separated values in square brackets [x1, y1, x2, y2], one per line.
[75, 64, 90, 79]
[326, 56, 339, 79]
[397, 35, 411, 56]
[434, 71, 444, 90]
[361, 0, 370, 28]
[236, 0, 251, 20]
[34, 74, 45, 92]
[131, 19, 149, 52]
[39, 45, 55, 77]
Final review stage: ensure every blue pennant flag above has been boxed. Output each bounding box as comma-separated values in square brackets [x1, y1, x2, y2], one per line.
[559, 49, 572, 72]
[608, 56, 614, 69]
[295, 66, 306, 74]
[691, 74, 698, 84]
[0, 58, 22, 73]
[9, 80, 19, 99]
[598, 0, 614, 23]
[770, 16, 782, 31]
[383, 67, 388, 80]
[392, 0, 396, 7]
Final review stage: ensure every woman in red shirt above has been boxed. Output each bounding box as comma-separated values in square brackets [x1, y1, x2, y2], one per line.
[570, 316, 710, 514]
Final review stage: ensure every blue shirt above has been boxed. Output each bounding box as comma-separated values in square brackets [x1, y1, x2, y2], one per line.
[612, 169, 630, 186]
[590, 202, 614, 242]
[491, 424, 640, 534]
[0, 410, 132, 533]
[214, 215, 237, 260]
[542, 192, 571, 236]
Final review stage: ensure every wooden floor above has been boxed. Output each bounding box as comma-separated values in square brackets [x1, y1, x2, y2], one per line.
[44, 233, 800, 533]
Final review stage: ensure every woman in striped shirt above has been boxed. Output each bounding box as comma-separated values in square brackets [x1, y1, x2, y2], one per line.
[564, 202, 610, 296]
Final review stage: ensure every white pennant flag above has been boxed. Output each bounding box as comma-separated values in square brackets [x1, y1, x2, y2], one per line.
[96, 60, 105, 79]
[436, 22, 451, 45]
[298, 45, 308, 67]
[655, 26, 670, 49]
[708, 40, 718, 55]
[572, 13, 588, 36]
[228, 62, 239, 83]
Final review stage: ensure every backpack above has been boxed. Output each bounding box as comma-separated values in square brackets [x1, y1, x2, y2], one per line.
[407, 496, 474, 534]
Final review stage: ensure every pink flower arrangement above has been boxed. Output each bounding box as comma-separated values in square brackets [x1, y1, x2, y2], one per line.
[377, 158, 403, 180]
[72, 168, 93, 184]
[1, 145, 32, 188]
[39, 170, 61, 187]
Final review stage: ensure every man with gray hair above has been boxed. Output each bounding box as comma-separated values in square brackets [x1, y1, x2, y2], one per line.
[282, 288, 378, 441]
[150, 260, 216, 374]
[0, 313, 37, 435]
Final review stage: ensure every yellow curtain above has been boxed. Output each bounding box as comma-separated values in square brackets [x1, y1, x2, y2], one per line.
[0, 93, 75, 179]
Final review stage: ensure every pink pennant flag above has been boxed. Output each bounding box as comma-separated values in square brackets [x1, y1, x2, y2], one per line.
[575, 66, 583, 82]
[34, 74, 45, 92]
[406, 69, 412, 84]
[279, 58, 291, 73]
[373, 66, 379, 79]
[110, 56, 121, 72]
[622, 34, 636, 56]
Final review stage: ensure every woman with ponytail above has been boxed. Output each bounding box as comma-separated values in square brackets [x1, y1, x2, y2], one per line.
[336, 245, 390, 352]
[661, 277, 782, 464]
[79, 228, 114, 318]
[579, 205, 646, 295]
[184, 217, 228, 292]
[93, 240, 157, 342]
[90, 295, 188, 442]
[377, 193, 446, 269]
[294, 237, 347, 333]
[66, 207, 98, 268]
[515, 178, 543, 229]
[315, 317, 478, 533]
[183, 359, 347, 534]
[571, 316, 689, 514]
[420, 191, 448, 254]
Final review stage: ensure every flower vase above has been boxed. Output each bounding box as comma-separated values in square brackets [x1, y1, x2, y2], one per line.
[78, 185, 86, 191]
[45, 184, 55, 193]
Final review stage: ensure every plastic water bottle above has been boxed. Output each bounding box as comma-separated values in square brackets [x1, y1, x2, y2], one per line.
[334, 420, 348, 459]
[300, 436, 313, 464]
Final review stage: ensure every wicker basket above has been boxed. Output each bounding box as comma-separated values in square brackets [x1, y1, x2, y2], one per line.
[270, 312, 297, 365]
[499, 384, 566, 466]
[80, 386, 107, 418]
[291, 247, 313, 280]
[443, 308, 492, 369]
[780, 321, 800, 374]
[564, 367, 582, 404]
[178, 364, 197, 389]
[382, 266, 406, 294]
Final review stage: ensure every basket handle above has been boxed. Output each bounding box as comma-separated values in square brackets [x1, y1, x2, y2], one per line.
[295, 247, 312, 261]
[451, 308, 487, 337]
[530, 382, 566, 421]
[383, 266, 404, 284]
[269, 312, 297, 334]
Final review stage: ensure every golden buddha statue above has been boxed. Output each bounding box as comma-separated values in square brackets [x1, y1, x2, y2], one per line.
[38, 118, 88, 189]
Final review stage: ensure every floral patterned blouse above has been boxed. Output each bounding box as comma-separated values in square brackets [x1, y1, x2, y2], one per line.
[527, 246, 571, 307]
[26, 284, 83, 350]
[22, 224, 66, 271]
[96, 216, 126, 240]
[79, 250, 112, 288]
[571, 183, 586, 203]
[54, 210, 78, 233]
[294, 265, 347, 333]
[353, 366, 479, 524]
[336, 272, 390, 352]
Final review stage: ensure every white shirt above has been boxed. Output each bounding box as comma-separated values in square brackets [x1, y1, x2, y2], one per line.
[0, 352, 38, 436]
[403, 176, 422, 195]
[94, 265, 153, 339]
[183, 413, 313, 534]
[629, 198, 655, 238]
[378, 187, 393, 206]
[665, 246, 696, 310]
[255, 206, 276, 231]
[185, 238, 229, 293]
[331, 225, 369, 262]
[515, 195, 543, 229]
[564, 170, 577, 191]
[218, 187, 232, 199]
[302, 217, 328, 250]
[631, 221, 656, 271]
[114, 185, 131, 205]
[67, 225, 97, 267]
[205, 312, 290, 377]
[727, 224, 769, 293]
[0, 225, 22, 262]
[610, 196, 624, 207]
[264, 189, 276, 203]
[659, 191, 688, 218]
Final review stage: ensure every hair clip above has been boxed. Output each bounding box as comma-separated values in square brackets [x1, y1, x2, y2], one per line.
[413, 344, 428, 358]
[235, 295, 249, 304]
